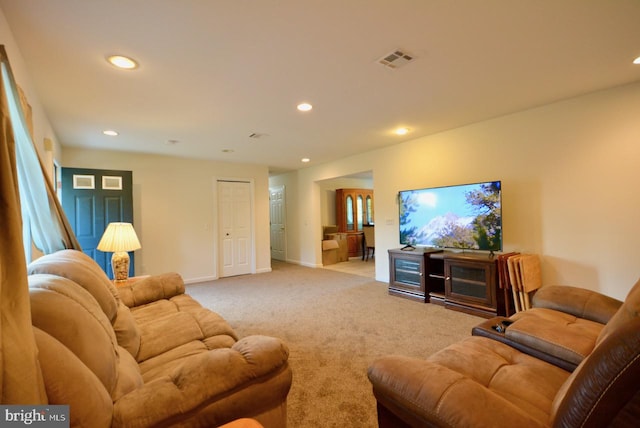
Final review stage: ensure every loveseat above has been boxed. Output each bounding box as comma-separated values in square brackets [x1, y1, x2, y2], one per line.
[27, 249, 292, 427]
[368, 278, 640, 427]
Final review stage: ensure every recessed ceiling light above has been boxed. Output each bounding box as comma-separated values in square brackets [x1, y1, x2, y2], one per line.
[106, 55, 138, 70]
[394, 127, 409, 136]
[633, 56, 640, 65]
[297, 103, 313, 112]
[103, 130, 119, 136]
[301, 158, 310, 163]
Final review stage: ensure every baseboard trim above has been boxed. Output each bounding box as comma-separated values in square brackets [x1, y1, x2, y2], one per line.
[285, 258, 322, 268]
[185, 268, 274, 284]
[184, 276, 217, 284]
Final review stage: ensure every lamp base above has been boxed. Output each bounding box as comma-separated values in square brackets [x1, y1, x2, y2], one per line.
[112, 251, 131, 281]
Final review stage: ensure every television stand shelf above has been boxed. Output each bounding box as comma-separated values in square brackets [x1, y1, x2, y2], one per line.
[388, 249, 505, 318]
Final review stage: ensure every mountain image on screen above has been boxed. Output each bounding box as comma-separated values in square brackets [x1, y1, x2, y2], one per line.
[399, 181, 502, 251]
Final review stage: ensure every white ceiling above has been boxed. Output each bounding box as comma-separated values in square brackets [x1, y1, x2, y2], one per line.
[2, 0, 640, 174]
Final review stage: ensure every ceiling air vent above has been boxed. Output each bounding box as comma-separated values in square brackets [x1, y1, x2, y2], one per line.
[378, 49, 414, 69]
[248, 132, 268, 139]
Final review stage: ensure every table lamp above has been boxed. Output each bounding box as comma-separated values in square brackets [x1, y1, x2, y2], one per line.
[97, 222, 141, 281]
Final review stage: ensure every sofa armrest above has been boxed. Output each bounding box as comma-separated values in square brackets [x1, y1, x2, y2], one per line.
[117, 273, 186, 308]
[367, 356, 546, 428]
[532, 285, 622, 324]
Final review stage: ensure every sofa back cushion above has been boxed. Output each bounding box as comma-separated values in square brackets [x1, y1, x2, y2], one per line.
[113, 302, 141, 358]
[28, 249, 119, 322]
[29, 274, 120, 395]
[33, 327, 113, 428]
[596, 277, 640, 346]
[550, 316, 640, 427]
[532, 285, 622, 325]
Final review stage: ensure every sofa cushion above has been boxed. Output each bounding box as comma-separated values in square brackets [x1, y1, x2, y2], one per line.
[551, 316, 640, 427]
[596, 277, 640, 346]
[137, 311, 206, 362]
[368, 336, 569, 427]
[532, 284, 622, 324]
[33, 327, 113, 428]
[112, 335, 290, 428]
[507, 307, 603, 366]
[428, 337, 568, 424]
[113, 302, 141, 358]
[112, 345, 144, 401]
[130, 294, 237, 362]
[28, 249, 120, 322]
[29, 274, 119, 395]
[139, 341, 211, 381]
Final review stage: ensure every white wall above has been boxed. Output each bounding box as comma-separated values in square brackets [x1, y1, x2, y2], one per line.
[63, 148, 271, 282]
[271, 82, 640, 300]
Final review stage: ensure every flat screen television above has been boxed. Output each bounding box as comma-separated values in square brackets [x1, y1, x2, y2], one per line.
[398, 180, 502, 252]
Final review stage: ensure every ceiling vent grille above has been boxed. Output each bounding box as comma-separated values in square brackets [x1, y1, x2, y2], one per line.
[249, 132, 268, 139]
[378, 49, 415, 69]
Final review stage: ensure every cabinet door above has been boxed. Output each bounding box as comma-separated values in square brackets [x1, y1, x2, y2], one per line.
[356, 194, 364, 230]
[346, 233, 362, 257]
[345, 194, 354, 231]
[389, 251, 426, 299]
[445, 260, 496, 308]
[365, 194, 374, 225]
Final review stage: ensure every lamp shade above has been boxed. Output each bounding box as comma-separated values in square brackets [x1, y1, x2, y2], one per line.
[97, 222, 141, 252]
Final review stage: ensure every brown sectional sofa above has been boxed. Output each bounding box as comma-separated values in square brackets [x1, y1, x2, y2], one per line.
[27, 250, 292, 427]
[368, 279, 640, 427]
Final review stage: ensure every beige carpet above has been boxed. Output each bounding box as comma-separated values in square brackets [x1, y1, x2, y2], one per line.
[187, 260, 482, 427]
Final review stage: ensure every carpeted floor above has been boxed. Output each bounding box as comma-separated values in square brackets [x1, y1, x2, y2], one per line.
[187, 260, 482, 428]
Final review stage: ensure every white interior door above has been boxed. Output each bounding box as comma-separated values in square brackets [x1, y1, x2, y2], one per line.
[269, 185, 286, 261]
[218, 180, 252, 277]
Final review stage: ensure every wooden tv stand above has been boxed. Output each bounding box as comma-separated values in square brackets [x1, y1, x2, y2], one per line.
[388, 248, 504, 318]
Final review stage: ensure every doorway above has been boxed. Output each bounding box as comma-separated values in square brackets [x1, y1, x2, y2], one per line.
[318, 171, 375, 278]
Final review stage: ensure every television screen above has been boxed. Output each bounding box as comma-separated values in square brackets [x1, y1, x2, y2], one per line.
[399, 181, 502, 251]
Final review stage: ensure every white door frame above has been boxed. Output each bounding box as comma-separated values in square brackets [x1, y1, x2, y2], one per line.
[212, 177, 256, 278]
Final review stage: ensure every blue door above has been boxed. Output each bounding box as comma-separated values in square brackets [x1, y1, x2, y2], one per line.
[61, 168, 134, 278]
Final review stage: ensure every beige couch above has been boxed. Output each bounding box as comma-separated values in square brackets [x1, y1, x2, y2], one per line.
[368, 279, 640, 427]
[27, 250, 292, 427]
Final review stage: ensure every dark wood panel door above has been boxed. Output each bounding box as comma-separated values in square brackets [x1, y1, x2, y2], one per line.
[61, 167, 133, 278]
